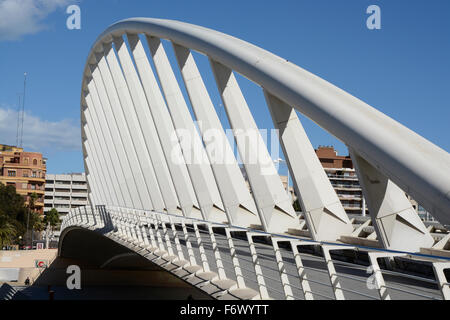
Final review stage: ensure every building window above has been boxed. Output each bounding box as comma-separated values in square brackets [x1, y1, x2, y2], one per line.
[33, 159, 37, 166]
[8, 170, 16, 177]
[24, 158, 29, 165]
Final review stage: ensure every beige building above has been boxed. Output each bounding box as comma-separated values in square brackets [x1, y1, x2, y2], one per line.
[0, 144, 46, 214]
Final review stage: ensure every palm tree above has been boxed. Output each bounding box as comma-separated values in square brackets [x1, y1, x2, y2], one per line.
[26, 192, 39, 247]
[44, 208, 60, 231]
[0, 215, 16, 247]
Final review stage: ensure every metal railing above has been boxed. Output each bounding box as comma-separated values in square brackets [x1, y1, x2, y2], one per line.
[60, 206, 450, 300]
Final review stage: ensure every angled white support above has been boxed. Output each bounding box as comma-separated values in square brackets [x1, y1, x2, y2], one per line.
[147, 36, 226, 224]
[172, 43, 260, 228]
[264, 92, 353, 241]
[83, 92, 129, 208]
[80, 18, 450, 226]
[210, 59, 299, 234]
[85, 61, 140, 209]
[99, 43, 162, 211]
[83, 154, 105, 205]
[82, 131, 109, 206]
[84, 171, 99, 207]
[114, 35, 180, 214]
[84, 172, 97, 208]
[349, 149, 434, 252]
[126, 34, 201, 219]
[82, 107, 119, 206]
[81, 114, 104, 207]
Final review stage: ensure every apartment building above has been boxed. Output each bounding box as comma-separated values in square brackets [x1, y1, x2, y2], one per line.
[0, 144, 46, 214]
[44, 173, 88, 217]
[314, 146, 432, 220]
[315, 146, 367, 215]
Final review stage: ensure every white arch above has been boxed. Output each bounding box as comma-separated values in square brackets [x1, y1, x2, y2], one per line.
[80, 18, 449, 249]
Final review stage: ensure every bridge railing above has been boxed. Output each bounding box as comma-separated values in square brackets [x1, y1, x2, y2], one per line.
[60, 206, 450, 300]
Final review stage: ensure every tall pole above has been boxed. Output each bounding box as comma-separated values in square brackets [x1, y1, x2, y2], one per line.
[16, 94, 21, 147]
[20, 72, 27, 148]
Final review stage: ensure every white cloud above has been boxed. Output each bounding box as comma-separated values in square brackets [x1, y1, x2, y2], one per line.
[0, 106, 81, 152]
[0, 0, 75, 41]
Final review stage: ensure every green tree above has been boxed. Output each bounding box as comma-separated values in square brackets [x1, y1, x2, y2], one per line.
[43, 208, 60, 230]
[0, 213, 17, 247]
[25, 192, 39, 246]
[30, 211, 44, 232]
[0, 183, 27, 244]
[0, 183, 27, 222]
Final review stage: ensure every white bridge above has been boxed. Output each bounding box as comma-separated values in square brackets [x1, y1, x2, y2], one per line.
[59, 18, 450, 300]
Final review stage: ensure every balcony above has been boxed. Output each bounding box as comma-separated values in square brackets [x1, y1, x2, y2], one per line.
[54, 184, 71, 189]
[54, 199, 71, 205]
[54, 192, 71, 198]
[71, 200, 88, 206]
[71, 190, 88, 195]
[27, 176, 46, 183]
[71, 184, 87, 190]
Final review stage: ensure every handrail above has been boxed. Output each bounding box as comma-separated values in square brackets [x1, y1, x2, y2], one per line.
[61, 206, 450, 300]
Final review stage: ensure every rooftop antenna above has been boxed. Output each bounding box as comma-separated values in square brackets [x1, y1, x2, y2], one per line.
[19, 72, 27, 148]
[15, 93, 21, 147]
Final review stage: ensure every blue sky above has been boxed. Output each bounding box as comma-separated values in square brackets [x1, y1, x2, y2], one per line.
[0, 0, 449, 175]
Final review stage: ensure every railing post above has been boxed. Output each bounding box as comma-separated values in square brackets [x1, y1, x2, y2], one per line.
[432, 262, 450, 300]
[169, 216, 185, 262]
[207, 225, 227, 280]
[225, 228, 245, 289]
[139, 212, 150, 246]
[150, 212, 167, 253]
[144, 212, 158, 250]
[182, 220, 197, 267]
[272, 237, 294, 300]
[290, 240, 314, 300]
[133, 210, 144, 244]
[156, 213, 175, 258]
[322, 245, 347, 300]
[193, 222, 211, 272]
[367, 252, 407, 300]
[247, 233, 269, 299]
